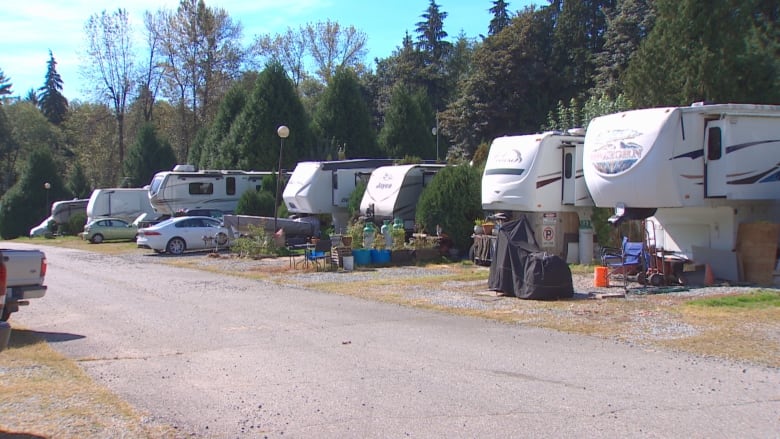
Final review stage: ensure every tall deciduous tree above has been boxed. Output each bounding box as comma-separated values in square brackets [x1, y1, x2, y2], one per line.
[306, 20, 368, 84]
[440, 6, 555, 156]
[314, 67, 378, 159]
[62, 102, 118, 188]
[251, 27, 308, 86]
[154, 0, 244, 159]
[123, 123, 177, 187]
[37, 50, 69, 125]
[83, 8, 135, 167]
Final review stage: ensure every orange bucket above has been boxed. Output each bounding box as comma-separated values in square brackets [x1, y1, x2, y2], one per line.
[594, 266, 610, 287]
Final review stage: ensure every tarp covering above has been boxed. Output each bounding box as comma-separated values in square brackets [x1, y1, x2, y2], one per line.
[488, 216, 573, 300]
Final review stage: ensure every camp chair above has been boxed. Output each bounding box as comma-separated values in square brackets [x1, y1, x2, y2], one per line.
[601, 237, 647, 287]
[304, 239, 332, 270]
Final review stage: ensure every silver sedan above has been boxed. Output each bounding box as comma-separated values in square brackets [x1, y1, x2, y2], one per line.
[137, 216, 230, 255]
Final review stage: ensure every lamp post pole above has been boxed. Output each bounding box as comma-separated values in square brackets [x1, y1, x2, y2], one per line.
[431, 112, 439, 162]
[274, 125, 290, 232]
[44, 182, 51, 216]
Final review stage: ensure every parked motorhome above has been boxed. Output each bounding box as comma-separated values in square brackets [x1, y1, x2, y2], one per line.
[29, 198, 89, 237]
[148, 165, 272, 215]
[360, 164, 444, 231]
[87, 188, 156, 224]
[282, 159, 394, 232]
[481, 130, 593, 263]
[584, 103, 780, 283]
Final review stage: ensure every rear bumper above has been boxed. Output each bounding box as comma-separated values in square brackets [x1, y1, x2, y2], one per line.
[8, 285, 47, 301]
[0, 321, 10, 352]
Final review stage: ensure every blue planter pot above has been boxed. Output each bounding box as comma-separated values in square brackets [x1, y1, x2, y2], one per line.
[352, 248, 371, 266]
[370, 249, 391, 265]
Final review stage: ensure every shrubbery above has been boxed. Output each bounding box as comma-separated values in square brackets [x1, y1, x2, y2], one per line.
[415, 164, 482, 252]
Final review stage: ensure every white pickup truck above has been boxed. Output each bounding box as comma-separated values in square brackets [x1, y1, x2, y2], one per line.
[1, 248, 48, 322]
[0, 251, 10, 351]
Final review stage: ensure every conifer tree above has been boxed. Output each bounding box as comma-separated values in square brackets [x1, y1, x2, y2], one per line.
[37, 50, 68, 125]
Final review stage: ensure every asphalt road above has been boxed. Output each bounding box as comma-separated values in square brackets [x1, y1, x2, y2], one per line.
[8, 242, 780, 438]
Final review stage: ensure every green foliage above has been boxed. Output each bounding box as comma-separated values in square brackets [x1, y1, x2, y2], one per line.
[62, 212, 87, 236]
[415, 164, 482, 251]
[235, 189, 275, 216]
[226, 62, 310, 171]
[687, 291, 780, 309]
[123, 123, 177, 187]
[230, 223, 280, 258]
[314, 67, 378, 158]
[0, 147, 71, 239]
[66, 162, 92, 199]
[378, 85, 434, 159]
[347, 180, 367, 219]
[623, 0, 780, 106]
[545, 93, 633, 131]
[196, 83, 249, 169]
[347, 219, 365, 249]
[37, 50, 68, 125]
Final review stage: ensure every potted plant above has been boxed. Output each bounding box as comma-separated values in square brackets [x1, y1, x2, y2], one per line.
[391, 226, 413, 264]
[413, 231, 440, 263]
[347, 221, 371, 266]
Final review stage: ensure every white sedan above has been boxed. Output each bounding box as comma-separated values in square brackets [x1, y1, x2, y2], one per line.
[137, 216, 231, 255]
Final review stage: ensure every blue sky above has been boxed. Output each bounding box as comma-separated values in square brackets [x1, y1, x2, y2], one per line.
[0, 0, 535, 102]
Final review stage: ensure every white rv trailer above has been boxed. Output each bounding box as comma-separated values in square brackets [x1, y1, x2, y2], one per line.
[584, 103, 780, 263]
[86, 188, 156, 223]
[29, 198, 89, 237]
[359, 163, 445, 231]
[148, 165, 272, 215]
[282, 159, 395, 232]
[481, 130, 594, 262]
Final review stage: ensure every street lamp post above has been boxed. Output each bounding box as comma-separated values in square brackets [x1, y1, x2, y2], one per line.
[431, 112, 439, 162]
[44, 182, 51, 215]
[274, 125, 290, 232]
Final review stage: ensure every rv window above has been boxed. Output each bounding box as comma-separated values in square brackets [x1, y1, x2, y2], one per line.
[226, 177, 236, 195]
[564, 153, 573, 179]
[189, 182, 214, 195]
[707, 127, 722, 160]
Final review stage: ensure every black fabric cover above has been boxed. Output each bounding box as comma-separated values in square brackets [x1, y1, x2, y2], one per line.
[488, 216, 573, 300]
[518, 252, 574, 300]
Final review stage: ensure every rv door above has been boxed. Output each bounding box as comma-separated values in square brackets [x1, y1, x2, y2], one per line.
[704, 120, 727, 198]
[561, 145, 575, 205]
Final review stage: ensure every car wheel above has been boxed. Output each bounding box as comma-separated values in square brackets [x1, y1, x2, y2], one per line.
[215, 232, 228, 246]
[91, 234, 104, 244]
[167, 238, 186, 255]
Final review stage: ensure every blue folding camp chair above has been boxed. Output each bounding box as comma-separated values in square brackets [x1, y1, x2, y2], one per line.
[601, 237, 648, 289]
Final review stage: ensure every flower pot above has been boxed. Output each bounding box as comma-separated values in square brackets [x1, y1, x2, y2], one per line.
[352, 248, 371, 266]
[391, 249, 413, 264]
[482, 224, 493, 236]
[341, 236, 353, 247]
[370, 248, 391, 265]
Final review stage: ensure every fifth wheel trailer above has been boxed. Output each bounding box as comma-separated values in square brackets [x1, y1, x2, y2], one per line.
[584, 103, 780, 283]
[481, 130, 593, 263]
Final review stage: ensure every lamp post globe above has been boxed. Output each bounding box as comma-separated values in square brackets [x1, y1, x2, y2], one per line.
[274, 125, 290, 232]
[44, 182, 51, 214]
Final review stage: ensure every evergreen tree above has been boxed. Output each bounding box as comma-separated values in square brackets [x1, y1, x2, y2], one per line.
[37, 50, 69, 125]
[378, 85, 434, 159]
[0, 69, 12, 101]
[489, 0, 512, 36]
[415, 164, 482, 252]
[0, 106, 18, 195]
[624, 0, 780, 106]
[591, 0, 655, 98]
[196, 83, 248, 169]
[235, 188, 275, 216]
[415, 0, 452, 112]
[314, 67, 378, 158]
[123, 123, 177, 187]
[226, 62, 310, 171]
[0, 147, 70, 239]
[66, 162, 92, 199]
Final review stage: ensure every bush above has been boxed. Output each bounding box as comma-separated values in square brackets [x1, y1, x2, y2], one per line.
[63, 212, 87, 236]
[348, 181, 367, 219]
[415, 164, 482, 252]
[236, 190, 275, 216]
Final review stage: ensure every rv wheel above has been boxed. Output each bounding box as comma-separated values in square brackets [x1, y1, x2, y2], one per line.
[167, 238, 186, 255]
